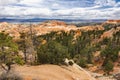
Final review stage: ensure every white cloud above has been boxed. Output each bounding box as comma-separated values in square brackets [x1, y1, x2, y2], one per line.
[0, 6, 52, 18]
[18, 0, 43, 7]
[0, 0, 120, 19]
[115, 2, 120, 7]
[94, 0, 116, 6]
[0, 0, 19, 6]
[23, 7, 52, 16]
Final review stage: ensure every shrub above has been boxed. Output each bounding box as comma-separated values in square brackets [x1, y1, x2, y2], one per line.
[37, 41, 69, 64]
[103, 60, 114, 75]
[78, 58, 87, 68]
[14, 56, 25, 65]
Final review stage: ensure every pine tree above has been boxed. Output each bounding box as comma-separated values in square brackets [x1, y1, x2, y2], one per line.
[0, 31, 18, 72]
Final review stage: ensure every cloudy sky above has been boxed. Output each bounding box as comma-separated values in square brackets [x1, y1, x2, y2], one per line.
[0, 0, 120, 19]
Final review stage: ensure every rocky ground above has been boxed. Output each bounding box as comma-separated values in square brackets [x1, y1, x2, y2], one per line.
[0, 64, 119, 80]
[0, 64, 96, 80]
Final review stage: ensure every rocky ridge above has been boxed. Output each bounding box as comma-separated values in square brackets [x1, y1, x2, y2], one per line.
[0, 20, 104, 39]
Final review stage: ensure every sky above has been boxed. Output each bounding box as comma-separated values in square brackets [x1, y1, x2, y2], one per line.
[0, 0, 120, 19]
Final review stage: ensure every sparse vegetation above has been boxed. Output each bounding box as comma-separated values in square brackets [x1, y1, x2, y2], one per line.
[103, 60, 114, 75]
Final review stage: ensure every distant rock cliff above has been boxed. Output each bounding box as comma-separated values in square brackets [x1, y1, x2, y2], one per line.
[0, 20, 119, 40]
[106, 20, 120, 24]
